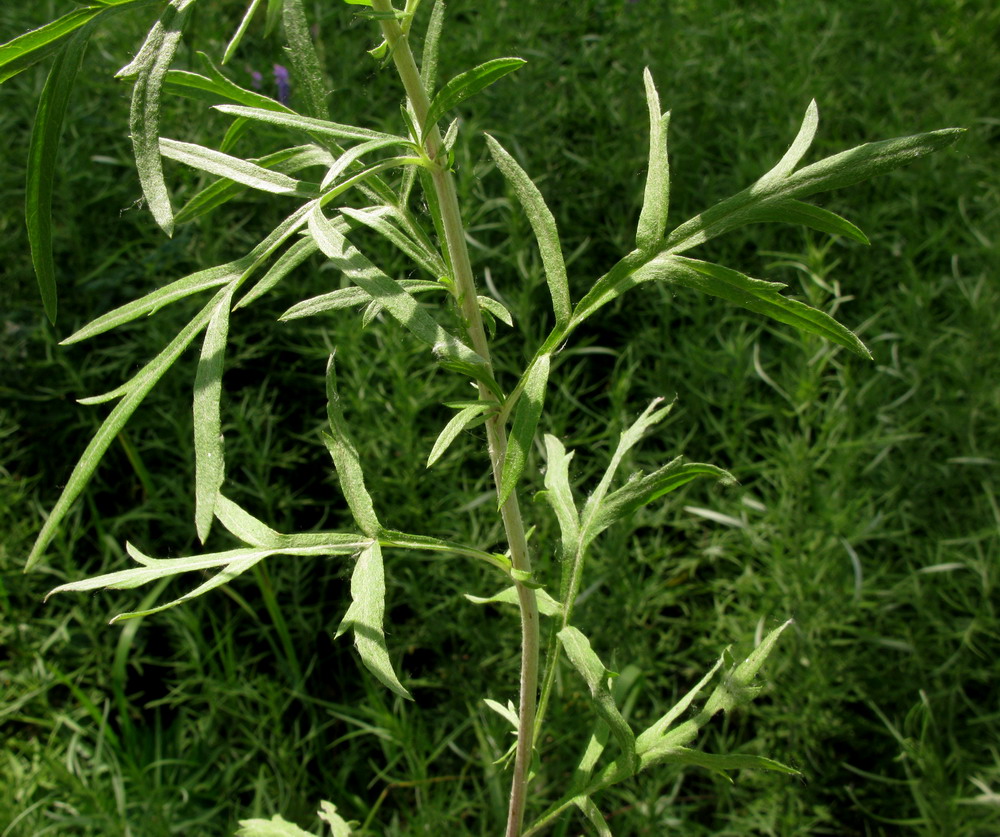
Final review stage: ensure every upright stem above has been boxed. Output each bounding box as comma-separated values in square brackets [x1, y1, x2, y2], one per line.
[372, 5, 540, 835]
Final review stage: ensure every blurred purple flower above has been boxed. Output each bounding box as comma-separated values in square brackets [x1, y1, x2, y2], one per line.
[249, 69, 263, 90]
[274, 64, 290, 105]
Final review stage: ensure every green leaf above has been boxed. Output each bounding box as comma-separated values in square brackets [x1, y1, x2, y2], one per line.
[280, 278, 441, 319]
[236, 234, 320, 309]
[584, 458, 736, 549]
[478, 295, 513, 327]
[573, 796, 612, 837]
[542, 435, 579, 561]
[159, 138, 317, 196]
[464, 585, 561, 617]
[498, 354, 550, 508]
[0, 7, 102, 85]
[339, 206, 447, 278]
[484, 134, 570, 327]
[235, 813, 318, 837]
[116, 0, 198, 237]
[423, 57, 526, 134]
[215, 104, 405, 144]
[658, 255, 872, 358]
[317, 801, 355, 837]
[558, 626, 639, 773]
[175, 145, 332, 225]
[759, 99, 819, 185]
[222, 0, 265, 64]
[751, 199, 870, 245]
[581, 398, 675, 530]
[62, 201, 316, 344]
[323, 354, 381, 538]
[419, 0, 446, 97]
[321, 138, 415, 190]
[27, 287, 228, 571]
[307, 206, 486, 372]
[702, 620, 793, 717]
[654, 747, 799, 778]
[215, 493, 368, 550]
[281, 0, 330, 120]
[26, 26, 91, 323]
[379, 529, 510, 572]
[635, 653, 725, 754]
[164, 52, 296, 111]
[335, 541, 413, 700]
[636, 68, 670, 253]
[46, 540, 353, 623]
[193, 286, 235, 542]
[427, 402, 492, 467]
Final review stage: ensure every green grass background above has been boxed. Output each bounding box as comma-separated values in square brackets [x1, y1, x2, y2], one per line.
[2, 0, 997, 834]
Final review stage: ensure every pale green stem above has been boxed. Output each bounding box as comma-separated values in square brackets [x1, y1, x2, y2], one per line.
[371, 4, 540, 835]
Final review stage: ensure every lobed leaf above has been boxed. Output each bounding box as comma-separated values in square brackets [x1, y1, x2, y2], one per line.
[117, 0, 198, 236]
[324, 354, 381, 538]
[558, 626, 639, 773]
[335, 541, 413, 700]
[27, 288, 228, 570]
[423, 57, 526, 134]
[193, 286, 235, 542]
[636, 68, 670, 253]
[498, 354, 551, 508]
[484, 134, 571, 327]
[26, 27, 91, 323]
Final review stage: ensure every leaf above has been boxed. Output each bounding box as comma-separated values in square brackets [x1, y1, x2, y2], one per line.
[573, 796, 612, 837]
[427, 402, 492, 467]
[193, 285, 235, 542]
[62, 201, 316, 344]
[323, 354, 381, 538]
[335, 541, 413, 700]
[164, 52, 295, 111]
[750, 200, 869, 245]
[702, 620, 793, 717]
[464, 585, 561, 617]
[235, 813, 317, 837]
[321, 138, 413, 189]
[419, 0, 446, 96]
[46, 540, 353, 622]
[636, 68, 670, 253]
[215, 493, 368, 550]
[222, 0, 265, 64]
[759, 99, 819, 185]
[0, 7, 102, 85]
[655, 747, 799, 778]
[281, 0, 329, 120]
[558, 626, 639, 773]
[307, 206, 486, 373]
[26, 26, 91, 323]
[635, 653, 725, 754]
[659, 256, 872, 358]
[478, 295, 513, 327]
[542, 435, 579, 561]
[423, 57, 526, 133]
[215, 104, 405, 144]
[484, 134, 570, 327]
[581, 398, 675, 530]
[116, 0, 198, 236]
[584, 458, 735, 549]
[339, 206, 447, 278]
[26, 288, 228, 571]
[236, 234, 320, 309]
[379, 529, 510, 571]
[317, 801, 355, 837]
[175, 145, 332, 225]
[159, 138, 317, 196]
[498, 354, 550, 508]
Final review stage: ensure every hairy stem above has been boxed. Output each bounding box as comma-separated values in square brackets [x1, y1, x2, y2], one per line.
[372, 4, 540, 834]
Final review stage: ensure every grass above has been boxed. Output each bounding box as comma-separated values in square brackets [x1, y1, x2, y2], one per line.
[2, 0, 997, 834]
